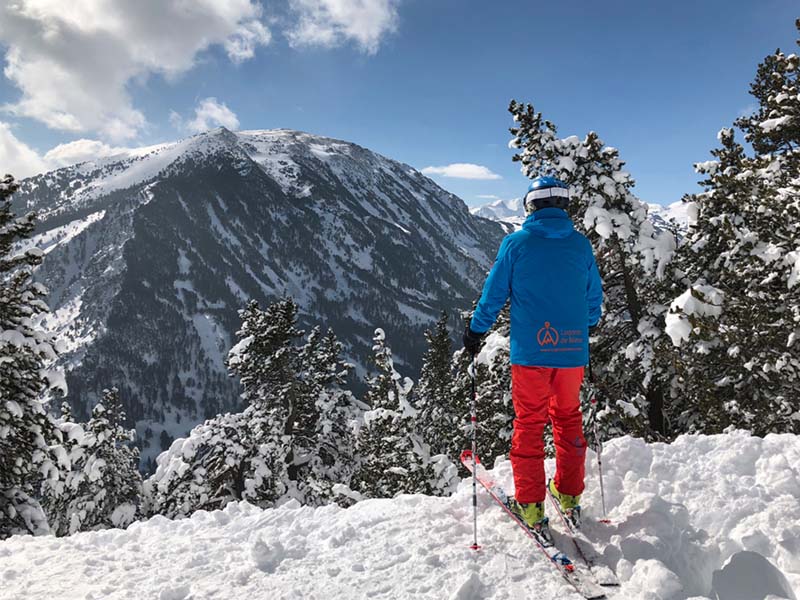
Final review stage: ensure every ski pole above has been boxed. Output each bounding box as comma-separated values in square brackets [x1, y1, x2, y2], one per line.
[469, 353, 480, 551]
[588, 359, 607, 519]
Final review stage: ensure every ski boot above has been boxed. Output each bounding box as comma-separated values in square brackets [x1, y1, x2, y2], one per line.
[548, 479, 581, 529]
[509, 499, 553, 544]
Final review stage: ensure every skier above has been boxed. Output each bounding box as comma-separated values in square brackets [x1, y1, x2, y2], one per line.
[463, 176, 603, 537]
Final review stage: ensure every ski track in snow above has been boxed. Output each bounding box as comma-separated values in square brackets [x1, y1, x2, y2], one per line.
[3, 434, 799, 600]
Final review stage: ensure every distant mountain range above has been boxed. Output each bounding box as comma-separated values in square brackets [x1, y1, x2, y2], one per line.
[470, 197, 525, 225]
[13, 128, 505, 465]
[645, 201, 692, 231]
[471, 196, 690, 231]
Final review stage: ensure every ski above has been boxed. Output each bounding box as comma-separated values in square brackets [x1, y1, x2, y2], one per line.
[546, 481, 620, 587]
[460, 450, 607, 600]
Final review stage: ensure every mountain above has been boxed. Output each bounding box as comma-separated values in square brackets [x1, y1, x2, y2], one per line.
[3, 430, 798, 598]
[13, 128, 505, 464]
[646, 201, 692, 231]
[470, 197, 525, 226]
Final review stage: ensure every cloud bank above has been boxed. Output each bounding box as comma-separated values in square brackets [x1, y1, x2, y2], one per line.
[421, 163, 502, 180]
[286, 0, 399, 55]
[0, 122, 46, 178]
[0, 0, 402, 179]
[0, 0, 271, 142]
[182, 98, 241, 133]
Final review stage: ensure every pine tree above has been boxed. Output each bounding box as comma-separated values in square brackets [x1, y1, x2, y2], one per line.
[143, 408, 254, 518]
[148, 299, 303, 514]
[735, 21, 800, 162]
[144, 298, 363, 516]
[231, 298, 308, 505]
[416, 311, 456, 456]
[46, 388, 141, 535]
[663, 24, 800, 434]
[86, 388, 141, 528]
[292, 328, 361, 505]
[351, 329, 457, 498]
[0, 175, 65, 538]
[508, 102, 677, 440]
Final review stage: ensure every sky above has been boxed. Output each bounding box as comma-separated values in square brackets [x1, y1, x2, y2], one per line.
[0, 0, 797, 208]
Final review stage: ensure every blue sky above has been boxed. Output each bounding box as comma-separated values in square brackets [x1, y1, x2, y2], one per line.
[0, 0, 797, 207]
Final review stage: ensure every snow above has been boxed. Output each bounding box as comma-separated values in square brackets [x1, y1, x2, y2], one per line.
[470, 197, 525, 226]
[3, 431, 798, 599]
[191, 313, 228, 371]
[647, 201, 693, 229]
[665, 284, 725, 346]
[476, 331, 509, 368]
[14, 211, 106, 257]
[788, 251, 800, 289]
[759, 116, 792, 133]
[584, 206, 633, 240]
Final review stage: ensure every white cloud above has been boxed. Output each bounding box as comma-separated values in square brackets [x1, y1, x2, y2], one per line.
[225, 19, 272, 63]
[421, 163, 502, 180]
[184, 98, 240, 133]
[286, 0, 399, 54]
[0, 123, 139, 179]
[0, 121, 46, 178]
[43, 139, 132, 169]
[0, 0, 270, 141]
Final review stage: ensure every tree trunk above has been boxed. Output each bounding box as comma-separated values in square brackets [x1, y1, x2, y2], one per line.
[645, 385, 667, 438]
[612, 239, 642, 327]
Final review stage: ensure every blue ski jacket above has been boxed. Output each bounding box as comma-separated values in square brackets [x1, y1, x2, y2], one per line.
[471, 208, 603, 368]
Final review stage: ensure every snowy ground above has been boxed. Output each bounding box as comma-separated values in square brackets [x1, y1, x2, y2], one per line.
[2, 431, 799, 600]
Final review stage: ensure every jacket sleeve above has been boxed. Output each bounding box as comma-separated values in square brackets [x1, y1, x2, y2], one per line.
[470, 236, 514, 334]
[587, 248, 603, 327]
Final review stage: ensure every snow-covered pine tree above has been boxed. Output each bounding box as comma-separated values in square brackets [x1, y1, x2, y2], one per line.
[663, 24, 800, 434]
[291, 327, 362, 505]
[83, 388, 141, 528]
[0, 175, 65, 538]
[143, 409, 253, 518]
[145, 298, 363, 516]
[415, 311, 457, 456]
[350, 329, 416, 497]
[351, 329, 457, 498]
[508, 102, 676, 440]
[735, 20, 800, 163]
[46, 388, 141, 535]
[146, 299, 302, 515]
[230, 297, 323, 505]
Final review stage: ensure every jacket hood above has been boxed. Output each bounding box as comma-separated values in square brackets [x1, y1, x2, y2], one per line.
[522, 208, 575, 239]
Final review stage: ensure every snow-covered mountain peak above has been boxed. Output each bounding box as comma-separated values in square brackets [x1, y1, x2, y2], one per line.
[470, 197, 526, 225]
[647, 200, 692, 230]
[20, 127, 452, 224]
[12, 127, 505, 466]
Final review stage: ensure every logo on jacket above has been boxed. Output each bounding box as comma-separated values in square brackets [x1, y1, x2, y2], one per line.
[537, 322, 559, 347]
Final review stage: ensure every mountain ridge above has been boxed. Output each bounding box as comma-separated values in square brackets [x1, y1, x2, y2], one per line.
[12, 127, 506, 465]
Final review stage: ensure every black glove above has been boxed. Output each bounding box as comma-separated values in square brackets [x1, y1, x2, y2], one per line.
[463, 327, 483, 355]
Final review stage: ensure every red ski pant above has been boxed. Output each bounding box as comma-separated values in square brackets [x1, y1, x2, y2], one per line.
[510, 365, 587, 503]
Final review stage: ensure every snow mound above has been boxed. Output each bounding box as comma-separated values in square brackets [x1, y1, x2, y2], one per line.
[1, 431, 798, 599]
